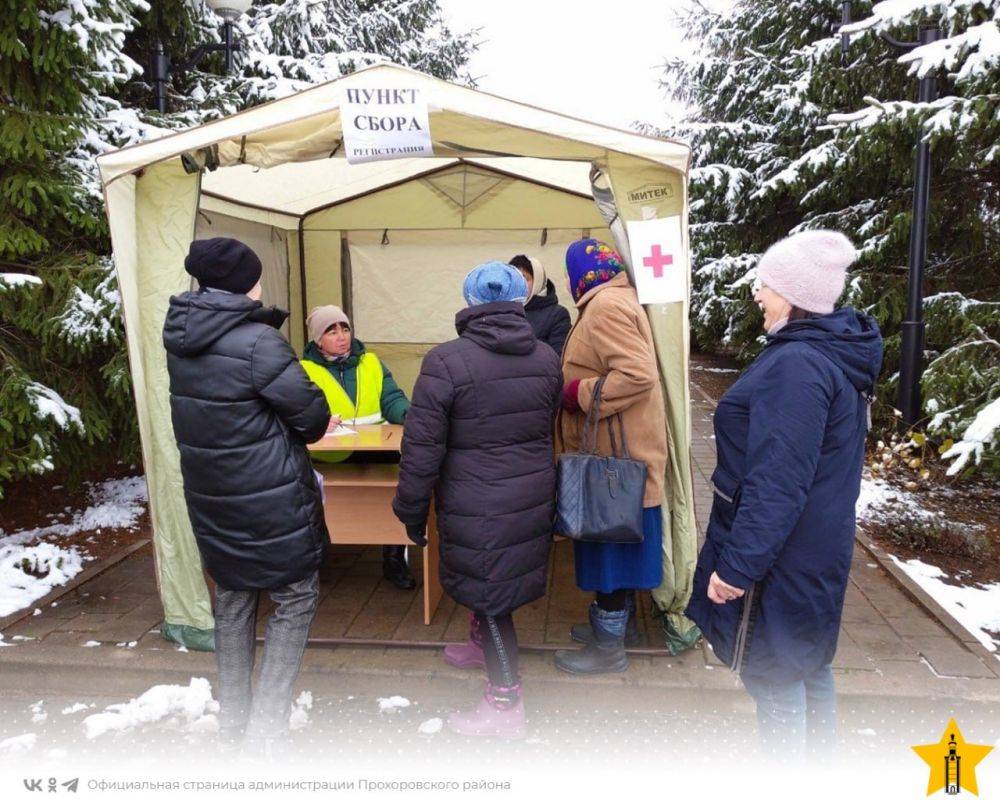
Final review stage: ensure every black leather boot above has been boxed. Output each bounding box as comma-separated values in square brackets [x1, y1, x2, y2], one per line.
[570, 591, 642, 647]
[554, 603, 629, 674]
[382, 545, 416, 590]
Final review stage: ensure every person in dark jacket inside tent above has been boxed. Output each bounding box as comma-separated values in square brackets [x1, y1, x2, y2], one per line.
[685, 230, 883, 758]
[163, 237, 330, 754]
[300, 305, 414, 590]
[393, 261, 562, 739]
[509, 254, 572, 357]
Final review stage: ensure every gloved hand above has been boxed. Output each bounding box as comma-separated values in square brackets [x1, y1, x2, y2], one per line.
[405, 522, 427, 547]
[561, 379, 582, 413]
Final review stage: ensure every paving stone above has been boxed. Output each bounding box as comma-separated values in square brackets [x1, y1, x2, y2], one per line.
[843, 622, 919, 662]
[904, 636, 999, 679]
[885, 611, 951, 639]
[832, 637, 877, 671]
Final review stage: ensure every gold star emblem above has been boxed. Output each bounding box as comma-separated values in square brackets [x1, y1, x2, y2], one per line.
[912, 718, 994, 796]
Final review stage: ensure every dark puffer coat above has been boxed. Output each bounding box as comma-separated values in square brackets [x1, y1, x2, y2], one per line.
[163, 290, 331, 591]
[392, 301, 563, 617]
[524, 279, 572, 358]
[685, 308, 883, 684]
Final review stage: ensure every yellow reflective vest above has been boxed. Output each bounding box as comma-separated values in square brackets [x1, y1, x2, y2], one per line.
[301, 353, 384, 463]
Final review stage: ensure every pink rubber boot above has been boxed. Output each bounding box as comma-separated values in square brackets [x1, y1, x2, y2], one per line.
[443, 614, 486, 669]
[447, 682, 526, 739]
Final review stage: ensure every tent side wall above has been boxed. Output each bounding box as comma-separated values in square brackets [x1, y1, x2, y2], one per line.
[194, 210, 292, 340]
[598, 152, 699, 646]
[104, 159, 215, 647]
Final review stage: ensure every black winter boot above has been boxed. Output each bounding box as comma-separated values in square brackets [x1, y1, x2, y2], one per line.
[382, 545, 416, 590]
[554, 603, 629, 674]
[570, 592, 643, 648]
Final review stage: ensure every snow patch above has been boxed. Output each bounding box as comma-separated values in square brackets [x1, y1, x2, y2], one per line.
[0, 733, 37, 755]
[82, 678, 219, 740]
[1, 476, 147, 546]
[377, 696, 411, 712]
[418, 717, 443, 734]
[30, 701, 47, 724]
[289, 691, 312, 731]
[0, 273, 42, 289]
[889, 556, 1000, 654]
[62, 703, 93, 715]
[0, 543, 85, 617]
[941, 397, 1000, 475]
[25, 383, 83, 433]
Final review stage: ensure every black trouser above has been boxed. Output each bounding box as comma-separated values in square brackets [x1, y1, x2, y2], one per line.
[596, 589, 634, 612]
[382, 544, 406, 561]
[473, 612, 519, 688]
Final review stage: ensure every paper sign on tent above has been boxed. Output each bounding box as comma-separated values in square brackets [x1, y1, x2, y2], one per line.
[340, 85, 434, 164]
[625, 216, 688, 305]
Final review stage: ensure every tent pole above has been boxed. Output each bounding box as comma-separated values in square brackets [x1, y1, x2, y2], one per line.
[298, 218, 308, 342]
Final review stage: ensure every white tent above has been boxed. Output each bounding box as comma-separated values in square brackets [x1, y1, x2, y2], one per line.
[97, 63, 699, 651]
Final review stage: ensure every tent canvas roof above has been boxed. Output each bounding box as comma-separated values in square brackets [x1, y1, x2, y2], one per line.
[96, 62, 690, 191]
[199, 156, 599, 219]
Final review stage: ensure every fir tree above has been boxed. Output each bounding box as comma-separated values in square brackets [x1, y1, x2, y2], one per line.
[653, 0, 1000, 475]
[0, 0, 146, 496]
[0, 0, 476, 498]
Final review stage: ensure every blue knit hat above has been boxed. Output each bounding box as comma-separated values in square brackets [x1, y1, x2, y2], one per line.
[462, 261, 528, 307]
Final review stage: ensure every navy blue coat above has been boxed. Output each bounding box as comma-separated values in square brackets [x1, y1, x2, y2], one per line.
[524, 280, 572, 358]
[685, 309, 883, 683]
[163, 290, 330, 591]
[392, 302, 563, 617]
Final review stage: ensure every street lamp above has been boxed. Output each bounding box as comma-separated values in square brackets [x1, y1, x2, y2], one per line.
[839, 2, 942, 428]
[149, 0, 253, 114]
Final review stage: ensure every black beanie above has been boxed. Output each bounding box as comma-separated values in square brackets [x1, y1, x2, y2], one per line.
[184, 237, 263, 294]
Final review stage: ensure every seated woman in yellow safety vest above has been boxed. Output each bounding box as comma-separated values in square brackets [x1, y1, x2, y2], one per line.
[301, 305, 414, 590]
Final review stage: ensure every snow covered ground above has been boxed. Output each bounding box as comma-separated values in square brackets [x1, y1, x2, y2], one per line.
[856, 474, 1000, 655]
[0, 476, 147, 618]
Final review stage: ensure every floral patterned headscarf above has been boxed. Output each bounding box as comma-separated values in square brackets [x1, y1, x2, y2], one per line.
[565, 238, 625, 302]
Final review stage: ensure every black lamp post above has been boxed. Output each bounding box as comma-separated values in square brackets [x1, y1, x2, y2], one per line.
[149, 0, 252, 113]
[840, 2, 942, 427]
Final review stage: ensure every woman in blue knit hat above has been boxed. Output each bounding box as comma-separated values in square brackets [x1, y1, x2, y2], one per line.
[553, 239, 668, 675]
[394, 261, 562, 738]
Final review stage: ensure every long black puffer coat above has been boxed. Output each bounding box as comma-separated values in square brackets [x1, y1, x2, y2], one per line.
[163, 289, 330, 591]
[392, 301, 563, 616]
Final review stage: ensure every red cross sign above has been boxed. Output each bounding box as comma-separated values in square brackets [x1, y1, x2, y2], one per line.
[642, 245, 673, 278]
[626, 216, 686, 305]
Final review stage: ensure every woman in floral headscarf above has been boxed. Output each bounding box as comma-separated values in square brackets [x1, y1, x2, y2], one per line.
[552, 239, 668, 675]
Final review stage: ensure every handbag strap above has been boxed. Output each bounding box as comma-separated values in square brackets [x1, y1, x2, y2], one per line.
[607, 413, 632, 460]
[580, 377, 632, 460]
[580, 378, 605, 454]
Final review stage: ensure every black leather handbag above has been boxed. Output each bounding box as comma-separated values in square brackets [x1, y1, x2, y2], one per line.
[554, 378, 647, 544]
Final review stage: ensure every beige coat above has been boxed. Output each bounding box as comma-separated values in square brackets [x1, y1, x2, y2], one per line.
[556, 272, 667, 507]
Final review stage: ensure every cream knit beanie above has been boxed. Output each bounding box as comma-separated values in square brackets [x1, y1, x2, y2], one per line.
[756, 230, 858, 314]
[306, 305, 351, 344]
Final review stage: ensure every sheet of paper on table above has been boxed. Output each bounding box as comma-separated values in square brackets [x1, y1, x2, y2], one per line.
[324, 425, 356, 437]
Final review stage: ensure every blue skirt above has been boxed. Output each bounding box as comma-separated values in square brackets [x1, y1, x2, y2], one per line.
[573, 506, 663, 593]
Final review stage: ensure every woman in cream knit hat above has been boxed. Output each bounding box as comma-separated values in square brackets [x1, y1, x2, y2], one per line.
[686, 229, 884, 756]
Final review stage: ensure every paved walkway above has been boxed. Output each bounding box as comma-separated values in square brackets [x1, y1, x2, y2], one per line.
[3, 379, 1000, 703]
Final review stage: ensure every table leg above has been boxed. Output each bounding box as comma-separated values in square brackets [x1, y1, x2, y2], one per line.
[423, 505, 443, 625]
